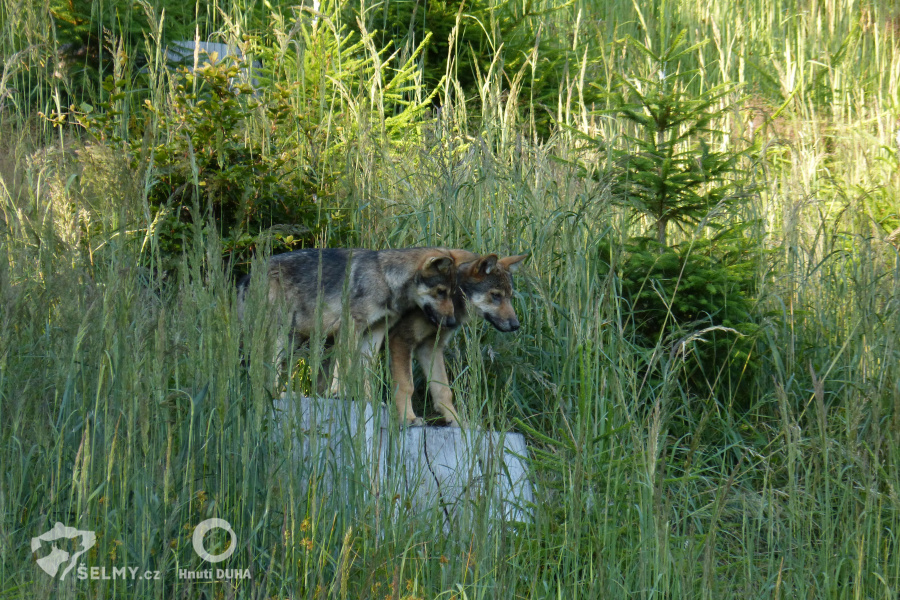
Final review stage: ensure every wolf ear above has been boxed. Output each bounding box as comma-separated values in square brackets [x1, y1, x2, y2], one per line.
[498, 254, 528, 274]
[448, 249, 479, 265]
[425, 255, 454, 275]
[475, 254, 499, 277]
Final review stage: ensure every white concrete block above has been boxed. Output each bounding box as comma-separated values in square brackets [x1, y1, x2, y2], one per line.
[272, 394, 534, 528]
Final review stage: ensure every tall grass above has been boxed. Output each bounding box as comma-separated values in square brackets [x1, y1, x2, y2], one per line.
[3, 0, 900, 598]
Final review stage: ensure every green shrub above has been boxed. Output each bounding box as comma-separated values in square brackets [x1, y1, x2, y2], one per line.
[146, 61, 328, 263]
[603, 232, 764, 406]
[73, 60, 331, 273]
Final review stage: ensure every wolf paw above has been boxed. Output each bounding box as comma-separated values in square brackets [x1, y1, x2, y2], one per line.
[440, 411, 464, 427]
[406, 417, 425, 428]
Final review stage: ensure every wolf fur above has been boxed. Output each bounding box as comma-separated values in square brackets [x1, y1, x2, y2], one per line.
[389, 252, 528, 426]
[239, 247, 458, 392]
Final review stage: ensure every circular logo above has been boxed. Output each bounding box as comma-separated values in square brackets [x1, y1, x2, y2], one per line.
[192, 519, 237, 563]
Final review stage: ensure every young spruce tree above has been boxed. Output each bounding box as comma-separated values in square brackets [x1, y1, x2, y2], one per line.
[603, 32, 744, 247]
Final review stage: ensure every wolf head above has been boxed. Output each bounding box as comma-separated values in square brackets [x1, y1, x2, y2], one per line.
[414, 253, 458, 328]
[458, 253, 528, 332]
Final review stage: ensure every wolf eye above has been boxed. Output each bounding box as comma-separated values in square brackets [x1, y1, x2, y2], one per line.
[436, 287, 449, 299]
[491, 292, 503, 304]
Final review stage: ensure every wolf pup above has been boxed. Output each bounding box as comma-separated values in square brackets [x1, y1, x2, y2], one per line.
[389, 252, 527, 426]
[241, 247, 458, 392]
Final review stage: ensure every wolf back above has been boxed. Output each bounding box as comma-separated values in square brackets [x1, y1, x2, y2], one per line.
[238, 247, 458, 383]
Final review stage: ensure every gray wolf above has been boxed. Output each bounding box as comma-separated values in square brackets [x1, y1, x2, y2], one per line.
[240, 247, 458, 392]
[388, 252, 528, 426]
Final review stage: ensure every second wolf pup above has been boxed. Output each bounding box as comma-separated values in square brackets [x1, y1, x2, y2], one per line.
[242, 247, 458, 389]
[389, 252, 528, 426]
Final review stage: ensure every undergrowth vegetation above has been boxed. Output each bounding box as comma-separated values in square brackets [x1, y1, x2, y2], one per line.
[3, 0, 900, 598]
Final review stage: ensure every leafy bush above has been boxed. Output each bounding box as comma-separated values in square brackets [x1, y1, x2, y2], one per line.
[145, 60, 327, 262]
[72, 59, 331, 273]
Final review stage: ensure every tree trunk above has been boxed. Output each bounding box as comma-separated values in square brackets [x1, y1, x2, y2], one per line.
[656, 127, 668, 249]
[656, 217, 667, 248]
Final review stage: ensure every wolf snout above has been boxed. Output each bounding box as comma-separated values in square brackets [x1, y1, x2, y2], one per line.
[500, 317, 520, 332]
[424, 305, 456, 328]
[485, 313, 521, 332]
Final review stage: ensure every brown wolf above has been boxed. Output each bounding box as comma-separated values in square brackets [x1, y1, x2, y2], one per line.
[239, 247, 458, 392]
[388, 252, 528, 426]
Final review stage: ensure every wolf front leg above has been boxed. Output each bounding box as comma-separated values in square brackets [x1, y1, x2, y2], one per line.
[415, 342, 462, 427]
[357, 321, 386, 399]
[328, 321, 388, 399]
[327, 349, 342, 397]
[388, 333, 425, 427]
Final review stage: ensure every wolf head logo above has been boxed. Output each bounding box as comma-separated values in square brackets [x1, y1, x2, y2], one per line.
[32, 522, 96, 580]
